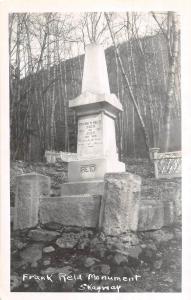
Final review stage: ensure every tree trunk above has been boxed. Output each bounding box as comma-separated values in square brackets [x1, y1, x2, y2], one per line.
[104, 13, 150, 154]
[164, 12, 179, 151]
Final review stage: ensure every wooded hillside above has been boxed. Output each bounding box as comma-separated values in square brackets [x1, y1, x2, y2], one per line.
[9, 13, 181, 161]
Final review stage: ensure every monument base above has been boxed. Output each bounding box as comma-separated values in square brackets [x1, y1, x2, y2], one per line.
[68, 158, 125, 182]
[40, 195, 101, 228]
[61, 179, 104, 196]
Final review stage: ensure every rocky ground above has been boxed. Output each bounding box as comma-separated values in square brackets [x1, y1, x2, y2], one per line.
[11, 219, 181, 292]
[10, 159, 182, 293]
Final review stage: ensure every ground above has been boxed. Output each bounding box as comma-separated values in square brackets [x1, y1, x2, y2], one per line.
[11, 219, 181, 292]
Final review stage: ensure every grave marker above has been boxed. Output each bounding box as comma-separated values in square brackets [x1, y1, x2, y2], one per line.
[67, 43, 125, 182]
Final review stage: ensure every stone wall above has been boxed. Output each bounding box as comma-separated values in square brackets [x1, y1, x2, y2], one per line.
[11, 160, 181, 232]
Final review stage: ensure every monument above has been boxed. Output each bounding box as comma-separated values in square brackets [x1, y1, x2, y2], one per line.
[61, 43, 125, 196]
[40, 44, 129, 229]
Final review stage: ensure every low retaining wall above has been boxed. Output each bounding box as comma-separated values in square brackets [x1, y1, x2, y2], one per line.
[12, 170, 181, 233]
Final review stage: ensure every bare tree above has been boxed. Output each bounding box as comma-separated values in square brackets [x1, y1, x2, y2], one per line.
[104, 12, 150, 154]
[9, 12, 180, 160]
[9, 13, 79, 160]
[79, 12, 108, 45]
[152, 12, 180, 151]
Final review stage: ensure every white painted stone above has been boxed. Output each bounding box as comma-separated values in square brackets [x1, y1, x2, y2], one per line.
[69, 92, 123, 113]
[67, 43, 125, 182]
[14, 173, 50, 230]
[82, 43, 110, 94]
[68, 158, 125, 182]
[56, 237, 78, 249]
[77, 113, 103, 158]
[102, 113, 118, 159]
[77, 112, 118, 160]
[43, 246, 55, 253]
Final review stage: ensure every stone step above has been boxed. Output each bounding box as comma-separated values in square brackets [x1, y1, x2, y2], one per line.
[39, 195, 101, 228]
[61, 180, 104, 196]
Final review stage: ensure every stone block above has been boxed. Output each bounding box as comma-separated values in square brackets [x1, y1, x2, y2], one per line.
[77, 113, 120, 160]
[163, 201, 175, 226]
[28, 229, 60, 242]
[20, 243, 43, 268]
[141, 178, 181, 225]
[162, 182, 181, 217]
[138, 201, 164, 231]
[102, 172, 141, 235]
[43, 246, 55, 253]
[56, 236, 78, 249]
[70, 92, 123, 115]
[159, 181, 181, 219]
[174, 185, 181, 217]
[39, 195, 101, 228]
[68, 158, 125, 182]
[61, 180, 104, 196]
[14, 173, 50, 230]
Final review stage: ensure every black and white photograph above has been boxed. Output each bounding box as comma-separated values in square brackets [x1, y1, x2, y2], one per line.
[1, 1, 190, 296]
[7, 10, 182, 293]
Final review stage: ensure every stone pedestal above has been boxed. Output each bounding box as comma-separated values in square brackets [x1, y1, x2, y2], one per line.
[14, 173, 50, 230]
[67, 98, 126, 182]
[102, 173, 141, 235]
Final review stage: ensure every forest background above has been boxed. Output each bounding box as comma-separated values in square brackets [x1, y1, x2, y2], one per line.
[9, 12, 181, 161]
